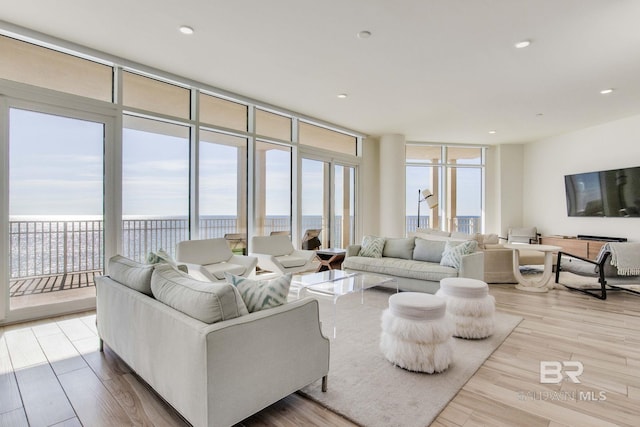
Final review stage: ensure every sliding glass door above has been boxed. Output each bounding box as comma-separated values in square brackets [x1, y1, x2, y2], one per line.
[300, 156, 356, 250]
[301, 158, 328, 249]
[8, 107, 106, 312]
[334, 164, 355, 248]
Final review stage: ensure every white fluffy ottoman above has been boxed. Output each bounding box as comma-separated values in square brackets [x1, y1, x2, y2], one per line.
[380, 292, 453, 373]
[436, 277, 495, 339]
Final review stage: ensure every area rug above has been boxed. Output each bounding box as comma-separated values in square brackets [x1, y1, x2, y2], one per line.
[555, 271, 640, 291]
[298, 289, 522, 427]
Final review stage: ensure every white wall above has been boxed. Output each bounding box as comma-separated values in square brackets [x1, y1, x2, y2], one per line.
[523, 113, 640, 242]
[378, 134, 406, 237]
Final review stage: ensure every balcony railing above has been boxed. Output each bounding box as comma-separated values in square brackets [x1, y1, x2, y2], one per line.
[9, 215, 355, 296]
[10, 215, 474, 280]
[406, 215, 481, 234]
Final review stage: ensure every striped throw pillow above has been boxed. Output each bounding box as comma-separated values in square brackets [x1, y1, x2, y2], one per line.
[439, 240, 478, 269]
[359, 235, 386, 258]
[225, 273, 292, 312]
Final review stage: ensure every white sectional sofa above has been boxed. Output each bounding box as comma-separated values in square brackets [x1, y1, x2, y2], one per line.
[343, 235, 484, 293]
[96, 256, 329, 427]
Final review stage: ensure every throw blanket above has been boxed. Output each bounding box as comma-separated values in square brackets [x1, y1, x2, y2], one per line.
[597, 242, 640, 276]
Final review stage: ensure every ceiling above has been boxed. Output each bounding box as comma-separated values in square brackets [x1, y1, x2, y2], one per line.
[2, 0, 640, 144]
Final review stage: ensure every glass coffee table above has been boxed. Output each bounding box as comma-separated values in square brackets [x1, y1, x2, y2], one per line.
[292, 270, 397, 337]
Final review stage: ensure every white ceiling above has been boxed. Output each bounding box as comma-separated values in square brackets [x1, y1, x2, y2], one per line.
[2, 0, 640, 144]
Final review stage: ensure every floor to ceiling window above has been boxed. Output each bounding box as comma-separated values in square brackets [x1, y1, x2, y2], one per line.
[121, 115, 190, 262]
[255, 141, 292, 236]
[0, 32, 362, 322]
[199, 130, 248, 253]
[406, 144, 485, 235]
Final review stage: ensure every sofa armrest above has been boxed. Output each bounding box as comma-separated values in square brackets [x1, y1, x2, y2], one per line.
[346, 245, 361, 257]
[459, 251, 484, 281]
[205, 298, 330, 427]
[481, 248, 516, 283]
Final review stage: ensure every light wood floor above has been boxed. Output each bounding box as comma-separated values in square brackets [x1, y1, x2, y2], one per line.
[1, 284, 639, 426]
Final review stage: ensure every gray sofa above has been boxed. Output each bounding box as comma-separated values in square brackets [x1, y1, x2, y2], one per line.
[96, 257, 329, 427]
[343, 236, 484, 293]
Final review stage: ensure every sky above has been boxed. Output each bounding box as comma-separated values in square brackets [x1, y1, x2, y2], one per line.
[10, 107, 476, 220]
[9, 108, 300, 218]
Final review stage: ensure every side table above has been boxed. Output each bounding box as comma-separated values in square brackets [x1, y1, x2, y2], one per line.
[504, 243, 561, 292]
[315, 248, 346, 272]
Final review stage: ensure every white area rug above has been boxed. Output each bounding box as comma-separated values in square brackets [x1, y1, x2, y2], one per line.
[299, 289, 522, 427]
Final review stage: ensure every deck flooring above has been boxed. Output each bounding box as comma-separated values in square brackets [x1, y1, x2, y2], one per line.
[9, 271, 100, 298]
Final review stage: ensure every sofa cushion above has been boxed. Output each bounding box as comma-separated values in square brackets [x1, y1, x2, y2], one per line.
[483, 243, 505, 250]
[276, 255, 308, 268]
[108, 255, 155, 295]
[203, 262, 246, 280]
[482, 233, 500, 245]
[450, 232, 500, 249]
[440, 240, 478, 269]
[359, 235, 386, 258]
[343, 256, 458, 282]
[413, 238, 447, 263]
[151, 264, 248, 323]
[382, 237, 415, 260]
[225, 273, 292, 312]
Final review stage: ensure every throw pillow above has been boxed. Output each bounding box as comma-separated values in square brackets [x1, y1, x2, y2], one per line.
[151, 264, 248, 323]
[440, 240, 478, 269]
[225, 273, 292, 313]
[413, 238, 447, 263]
[108, 255, 155, 295]
[358, 235, 385, 258]
[382, 237, 415, 260]
[146, 248, 177, 266]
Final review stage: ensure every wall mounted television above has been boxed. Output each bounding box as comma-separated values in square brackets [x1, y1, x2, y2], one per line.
[565, 166, 640, 217]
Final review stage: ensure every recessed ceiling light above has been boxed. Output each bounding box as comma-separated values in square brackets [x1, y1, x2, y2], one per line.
[337, 93, 348, 99]
[488, 130, 497, 134]
[600, 88, 614, 95]
[179, 25, 194, 35]
[357, 30, 372, 39]
[514, 40, 531, 49]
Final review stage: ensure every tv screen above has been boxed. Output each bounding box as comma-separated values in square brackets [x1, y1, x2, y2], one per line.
[565, 166, 640, 217]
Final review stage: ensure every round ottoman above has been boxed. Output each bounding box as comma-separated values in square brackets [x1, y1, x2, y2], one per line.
[436, 277, 495, 339]
[380, 292, 453, 373]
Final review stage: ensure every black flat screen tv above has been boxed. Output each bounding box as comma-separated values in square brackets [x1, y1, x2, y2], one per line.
[565, 166, 640, 217]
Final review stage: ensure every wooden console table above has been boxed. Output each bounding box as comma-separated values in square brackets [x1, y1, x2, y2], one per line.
[539, 236, 609, 261]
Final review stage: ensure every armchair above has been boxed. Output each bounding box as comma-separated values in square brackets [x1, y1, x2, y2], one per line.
[250, 235, 317, 274]
[175, 238, 258, 282]
[501, 226, 541, 244]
